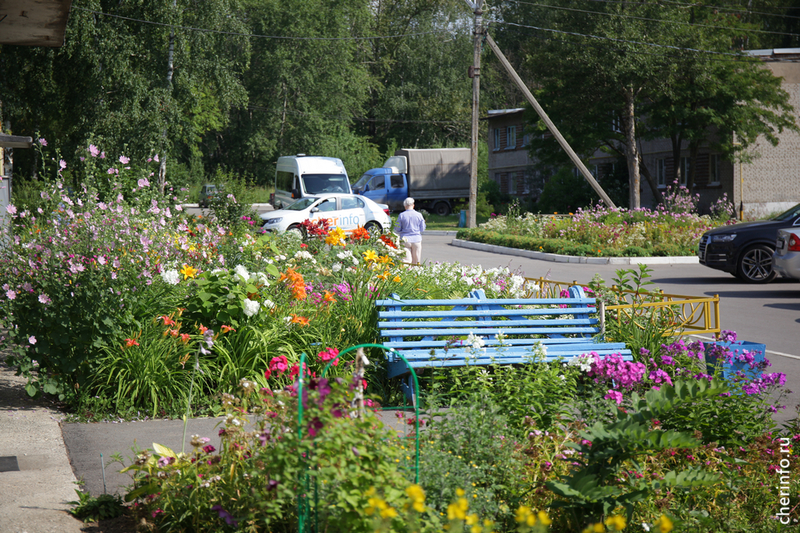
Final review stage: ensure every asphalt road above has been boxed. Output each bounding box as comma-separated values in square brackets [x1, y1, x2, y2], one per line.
[423, 233, 800, 425]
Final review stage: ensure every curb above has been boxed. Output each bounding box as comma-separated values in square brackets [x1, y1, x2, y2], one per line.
[423, 230, 459, 236]
[451, 239, 700, 265]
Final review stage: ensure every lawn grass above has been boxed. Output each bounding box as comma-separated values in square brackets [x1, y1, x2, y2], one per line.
[389, 213, 491, 231]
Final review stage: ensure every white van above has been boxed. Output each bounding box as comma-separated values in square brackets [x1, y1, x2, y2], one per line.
[270, 155, 351, 209]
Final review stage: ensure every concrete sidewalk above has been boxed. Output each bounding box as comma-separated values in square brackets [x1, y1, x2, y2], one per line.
[0, 360, 84, 533]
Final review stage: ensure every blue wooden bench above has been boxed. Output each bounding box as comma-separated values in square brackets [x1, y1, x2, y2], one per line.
[375, 286, 632, 380]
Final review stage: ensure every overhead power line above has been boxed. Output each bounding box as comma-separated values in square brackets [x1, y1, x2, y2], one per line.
[247, 105, 471, 125]
[509, 0, 800, 38]
[72, 6, 452, 41]
[496, 20, 744, 56]
[583, 0, 800, 20]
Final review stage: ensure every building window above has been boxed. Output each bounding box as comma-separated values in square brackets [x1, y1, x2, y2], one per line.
[680, 157, 690, 186]
[506, 126, 516, 149]
[611, 112, 622, 134]
[522, 133, 530, 147]
[493, 128, 500, 151]
[508, 173, 517, 194]
[709, 154, 721, 185]
[656, 158, 666, 187]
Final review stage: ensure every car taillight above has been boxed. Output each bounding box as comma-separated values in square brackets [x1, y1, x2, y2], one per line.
[789, 234, 800, 251]
[384, 208, 390, 215]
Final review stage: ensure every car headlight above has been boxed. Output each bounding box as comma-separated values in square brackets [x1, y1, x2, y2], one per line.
[264, 217, 282, 225]
[710, 234, 736, 243]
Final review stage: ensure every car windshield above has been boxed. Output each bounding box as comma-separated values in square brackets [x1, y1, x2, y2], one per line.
[285, 197, 319, 211]
[773, 203, 800, 222]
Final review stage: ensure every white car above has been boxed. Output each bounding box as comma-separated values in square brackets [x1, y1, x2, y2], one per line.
[261, 193, 391, 237]
[773, 227, 800, 281]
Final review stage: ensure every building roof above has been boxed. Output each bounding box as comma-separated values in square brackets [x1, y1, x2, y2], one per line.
[746, 48, 800, 60]
[487, 108, 526, 117]
[0, 0, 73, 47]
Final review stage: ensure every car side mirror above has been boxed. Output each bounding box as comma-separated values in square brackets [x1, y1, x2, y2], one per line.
[292, 188, 300, 198]
[311, 207, 319, 213]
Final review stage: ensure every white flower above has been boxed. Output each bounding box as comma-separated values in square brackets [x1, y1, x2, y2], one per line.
[255, 272, 270, 285]
[262, 299, 275, 309]
[332, 262, 342, 272]
[242, 298, 260, 317]
[466, 332, 485, 353]
[567, 353, 593, 372]
[161, 269, 180, 285]
[234, 265, 249, 281]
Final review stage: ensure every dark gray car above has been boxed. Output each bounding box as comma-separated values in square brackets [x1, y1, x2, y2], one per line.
[698, 203, 800, 283]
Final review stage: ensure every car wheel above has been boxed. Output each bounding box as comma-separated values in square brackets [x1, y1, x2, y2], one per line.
[365, 221, 382, 237]
[286, 225, 305, 240]
[736, 244, 777, 283]
[433, 201, 451, 217]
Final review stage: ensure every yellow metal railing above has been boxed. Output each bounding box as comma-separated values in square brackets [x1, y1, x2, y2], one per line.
[522, 277, 721, 337]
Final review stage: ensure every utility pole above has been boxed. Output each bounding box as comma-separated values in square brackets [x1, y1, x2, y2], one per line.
[466, 0, 484, 228]
[484, 33, 617, 209]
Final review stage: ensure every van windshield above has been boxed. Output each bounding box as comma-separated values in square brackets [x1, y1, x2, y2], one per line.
[301, 174, 350, 194]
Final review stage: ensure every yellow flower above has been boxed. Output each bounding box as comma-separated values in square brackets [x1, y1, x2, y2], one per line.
[515, 505, 532, 524]
[406, 484, 426, 512]
[393, 276, 402, 283]
[325, 227, 346, 246]
[605, 515, 627, 531]
[466, 513, 479, 525]
[363, 249, 378, 262]
[537, 511, 552, 526]
[379, 506, 398, 519]
[456, 488, 466, 497]
[656, 515, 673, 533]
[180, 264, 198, 279]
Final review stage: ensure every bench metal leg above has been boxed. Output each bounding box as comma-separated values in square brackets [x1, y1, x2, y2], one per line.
[400, 375, 417, 408]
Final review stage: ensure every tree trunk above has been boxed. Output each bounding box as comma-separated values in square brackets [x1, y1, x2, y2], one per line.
[622, 87, 640, 209]
[638, 152, 663, 205]
[671, 133, 683, 188]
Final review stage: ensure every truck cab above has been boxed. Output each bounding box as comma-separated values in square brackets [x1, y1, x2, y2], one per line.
[270, 155, 351, 210]
[352, 166, 407, 212]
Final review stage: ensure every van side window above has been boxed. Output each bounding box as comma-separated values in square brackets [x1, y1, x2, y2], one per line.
[369, 177, 385, 190]
[276, 171, 293, 191]
[390, 175, 404, 188]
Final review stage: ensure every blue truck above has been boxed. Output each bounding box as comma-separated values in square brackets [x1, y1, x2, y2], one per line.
[352, 148, 470, 216]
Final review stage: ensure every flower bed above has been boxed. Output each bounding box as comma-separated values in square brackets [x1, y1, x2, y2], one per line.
[457, 202, 731, 257]
[2, 144, 797, 531]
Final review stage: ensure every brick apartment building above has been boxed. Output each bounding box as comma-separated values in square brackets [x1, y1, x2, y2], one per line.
[487, 49, 800, 216]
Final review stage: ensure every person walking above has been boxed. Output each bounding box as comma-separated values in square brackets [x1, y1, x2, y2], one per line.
[395, 197, 426, 264]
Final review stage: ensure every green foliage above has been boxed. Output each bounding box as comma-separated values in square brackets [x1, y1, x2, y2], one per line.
[535, 168, 597, 214]
[123, 377, 413, 532]
[589, 265, 678, 356]
[418, 395, 529, 528]
[69, 490, 125, 523]
[547, 379, 727, 527]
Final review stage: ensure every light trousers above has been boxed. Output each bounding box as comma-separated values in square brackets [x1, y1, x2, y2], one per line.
[403, 240, 422, 265]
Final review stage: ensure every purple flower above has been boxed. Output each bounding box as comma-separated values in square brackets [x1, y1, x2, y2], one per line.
[202, 445, 216, 454]
[38, 294, 51, 304]
[6, 290, 16, 300]
[88, 144, 99, 157]
[38, 138, 48, 146]
[604, 390, 624, 405]
[119, 155, 130, 164]
[211, 505, 238, 527]
[28, 336, 37, 345]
